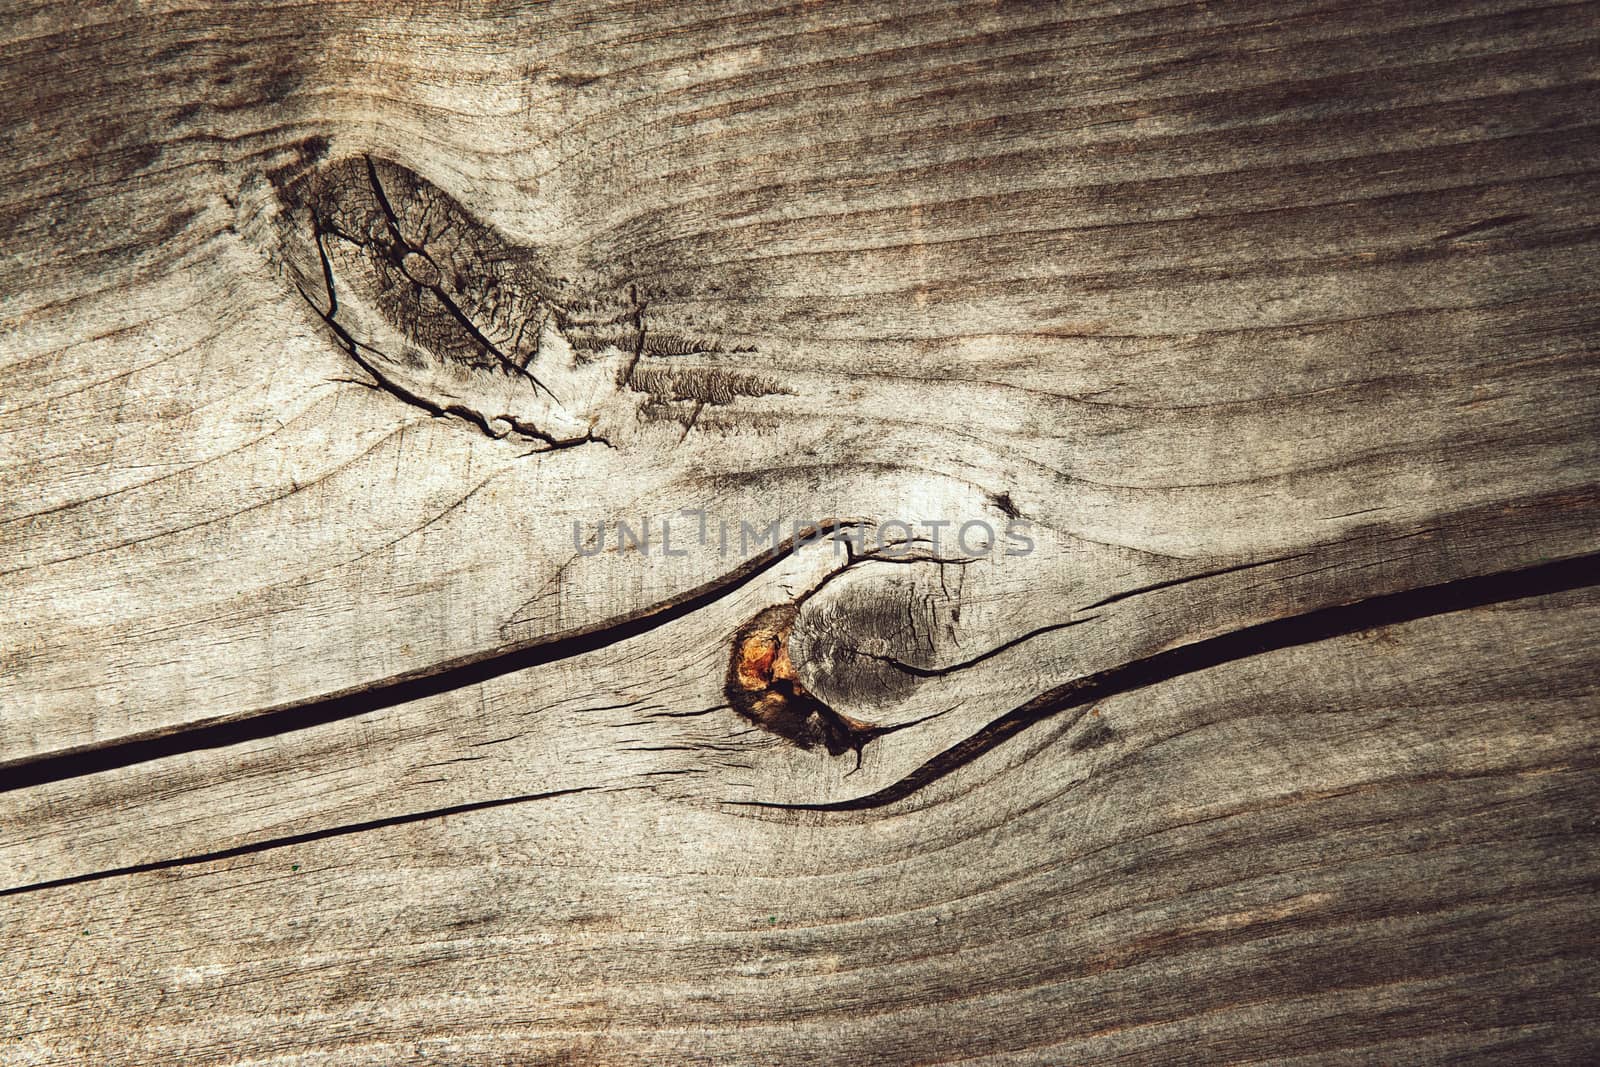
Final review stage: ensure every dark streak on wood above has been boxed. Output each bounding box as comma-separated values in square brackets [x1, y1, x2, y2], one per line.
[760, 551, 1600, 812]
[0, 521, 860, 794]
[0, 787, 603, 899]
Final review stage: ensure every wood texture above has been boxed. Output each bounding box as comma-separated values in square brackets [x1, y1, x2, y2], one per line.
[3, 0, 1598, 1062]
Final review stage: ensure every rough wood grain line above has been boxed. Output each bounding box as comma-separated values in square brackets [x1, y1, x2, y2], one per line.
[4, 560, 1596, 900]
[8, 479, 1592, 804]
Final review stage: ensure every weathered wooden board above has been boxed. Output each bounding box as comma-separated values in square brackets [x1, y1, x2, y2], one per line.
[3, 0, 1598, 1062]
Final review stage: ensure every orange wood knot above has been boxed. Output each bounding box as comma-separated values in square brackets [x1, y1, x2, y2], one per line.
[725, 603, 886, 758]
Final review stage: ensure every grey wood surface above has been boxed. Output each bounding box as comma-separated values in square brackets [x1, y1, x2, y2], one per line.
[3, 0, 1597, 1062]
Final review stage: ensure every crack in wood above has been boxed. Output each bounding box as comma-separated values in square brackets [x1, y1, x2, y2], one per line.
[741, 550, 1600, 812]
[0, 786, 605, 899]
[0, 521, 867, 794]
[853, 615, 1102, 678]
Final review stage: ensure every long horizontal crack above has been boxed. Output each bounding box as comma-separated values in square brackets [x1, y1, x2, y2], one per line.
[737, 549, 1600, 812]
[0, 787, 601, 898]
[0, 521, 865, 794]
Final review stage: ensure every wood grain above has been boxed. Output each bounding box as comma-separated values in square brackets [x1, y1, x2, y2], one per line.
[3, 0, 1597, 1061]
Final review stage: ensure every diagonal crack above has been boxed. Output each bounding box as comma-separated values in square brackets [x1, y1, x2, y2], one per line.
[0, 521, 867, 794]
[734, 550, 1600, 812]
[0, 786, 607, 898]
